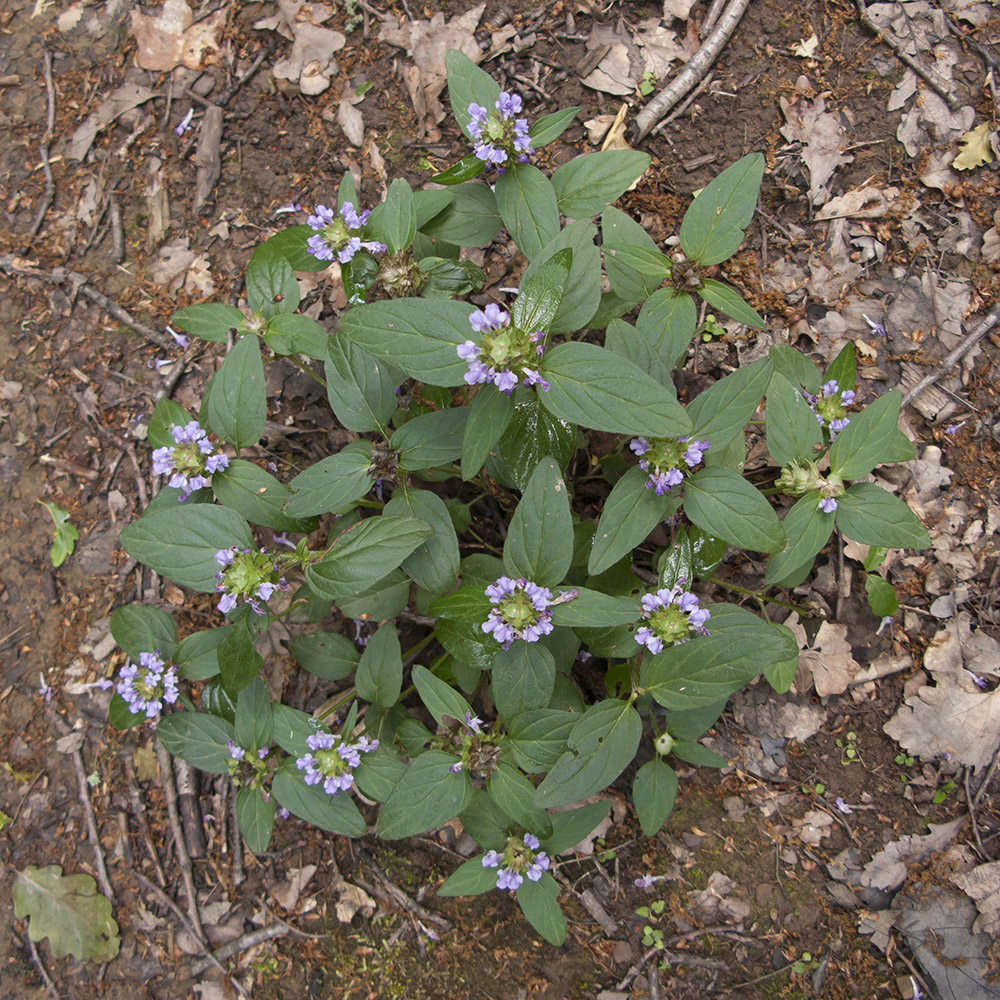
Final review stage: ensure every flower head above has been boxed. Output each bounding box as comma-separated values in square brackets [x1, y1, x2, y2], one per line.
[629, 435, 709, 495]
[467, 92, 534, 173]
[306, 201, 387, 264]
[295, 729, 379, 797]
[482, 576, 554, 649]
[818, 496, 838, 514]
[634, 584, 710, 654]
[803, 381, 855, 438]
[151, 420, 229, 501]
[457, 306, 548, 396]
[214, 545, 289, 616]
[482, 833, 551, 892]
[116, 651, 179, 719]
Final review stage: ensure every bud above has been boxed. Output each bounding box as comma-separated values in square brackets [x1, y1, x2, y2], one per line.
[654, 732, 675, 757]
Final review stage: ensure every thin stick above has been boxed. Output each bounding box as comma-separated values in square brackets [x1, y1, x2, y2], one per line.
[965, 769, 988, 858]
[28, 49, 56, 238]
[358, 849, 453, 932]
[632, 0, 752, 141]
[133, 870, 249, 999]
[124, 756, 168, 886]
[901, 301, 1000, 407]
[155, 739, 205, 941]
[189, 925, 288, 976]
[25, 930, 60, 998]
[974, 745, 1000, 807]
[855, 1, 962, 110]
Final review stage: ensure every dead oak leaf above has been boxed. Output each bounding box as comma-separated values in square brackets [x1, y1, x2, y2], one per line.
[950, 862, 1000, 937]
[786, 614, 861, 697]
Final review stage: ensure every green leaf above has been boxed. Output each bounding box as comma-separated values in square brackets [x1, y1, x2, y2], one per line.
[306, 515, 433, 601]
[765, 371, 823, 465]
[764, 657, 799, 694]
[679, 152, 764, 265]
[435, 618, 498, 671]
[353, 749, 408, 802]
[174, 626, 229, 680]
[288, 632, 359, 680]
[356, 623, 403, 709]
[419, 183, 501, 247]
[339, 298, 475, 386]
[429, 585, 492, 623]
[385, 488, 460, 593]
[391, 407, 468, 471]
[498, 394, 576, 491]
[14, 865, 120, 962]
[236, 787, 274, 853]
[156, 712, 235, 773]
[107, 692, 148, 730]
[541, 342, 691, 437]
[604, 318, 676, 392]
[377, 751, 473, 839]
[337, 570, 411, 620]
[42, 501, 78, 567]
[836, 483, 931, 549]
[686, 357, 772, 448]
[865, 574, 899, 618]
[657, 528, 695, 591]
[633, 759, 678, 837]
[255, 224, 329, 272]
[495, 164, 561, 260]
[636, 287, 699, 371]
[487, 761, 552, 837]
[218, 619, 263, 694]
[672, 739, 728, 768]
[522, 220, 601, 333]
[462, 385, 514, 480]
[171, 303, 245, 344]
[507, 710, 578, 773]
[270, 704, 327, 757]
[516, 872, 566, 945]
[683, 467, 784, 553]
[492, 642, 556, 722]
[503, 456, 573, 587]
[764, 493, 834, 585]
[824, 342, 856, 394]
[437, 856, 502, 896]
[829, 390, 902, 480]
[548, 587, 640, 627]
[446, 49, 501, 137]
[433, 153, 487, 185]
[533, 700, 641, 808]
[246, 244, 299, 318]
[272, 762, 365, 836]
[110, 605, 176, 661]
[264, 313, 329, 360]
[205, 334, 266, 451]
[147, 398, 194, 450]
[412, 665, 473, 727]
[512, 248, 572, 334]
[528, 106, 580, 147]
[697, 279, 765, 328]
[120, 505, 253, 591]
[284, 443, 374, 519]
[212, 460, 316, 533]
[381, 178, 416, 253]
[201, 677, 237, 724]
[602, 206, 666, 303]
[551, 150, 650, 218]
[541, 801, 612, 855]
[235, 676, 273, 750]
[769, 344, 821, 393]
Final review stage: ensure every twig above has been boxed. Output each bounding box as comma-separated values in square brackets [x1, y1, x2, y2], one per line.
[133, 870, 249, 999]
[617, 945, 661, 990]
[174, 758, 207, 859]
[974, 745, 1000, 807]
[701, 0, 729, 35]
[25, 929, 60, 998]
[124, 755, 168, 886]
[230, 790, 244, 886]
[189, 925, 288, 977]
[552, 870, 618, 936]
[965, 770, 989, 859]
[632, 0, 752, 141]
[155, 739, 205, 941]
[855, 1, 962, 110]
[254, 896, 328, 940]
[28, 49, 56, 239]
[901, 301, 1000, 407]
[358, 849, 453, 932]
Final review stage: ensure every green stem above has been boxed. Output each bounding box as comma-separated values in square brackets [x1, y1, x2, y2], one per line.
[285, 354, 327, 387]
[707, 577, 813, 616]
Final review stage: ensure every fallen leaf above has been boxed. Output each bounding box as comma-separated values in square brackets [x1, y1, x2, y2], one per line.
[950, 862, 1000, 936]
[793, 810, 833, 846]
[792, 33, 819, 58]
[786, 615, 861, 697]
[265, 0, 346, 96]
[333, 879, 375, 922]
[780, 95, 854, 206]
[688, 872, 751, 922]
[815, 185, 900, 220]
[861, 817, 964, 892]
[130, 0, 224, 72]
[337, 99, 364, 147]
[66, 83, 156, 161]
[952, 122, 994, 171]
[271, 865, 317, 912]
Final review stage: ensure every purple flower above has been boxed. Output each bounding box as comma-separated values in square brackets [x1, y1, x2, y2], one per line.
[482, 850, 501, 869]
[295, 729, 378, 798]
[835, 796, 852, 814]
[634, 874, 656, 889]
[803, 381, 855, 439]
[277, 807, 291, 820]
[458, 306, 549, 396]
[876, 616, 894, 636]
[863, 314, 886, 338]
[484, 832, 550, 892]
[117, 651, 179, 719]
[166, 325, 190, 348]
[818, 496, 838, 514]
[482, 576, 554, 649]
[497, 868, 524, 891]
[629, 435, 709, 495]
[967, 670, 988, 689]
[175, 108, 194, 136]
[227, 739, 246, 762]
[38, 673, 52, 703]
[635, 585, 710, 654]
[214, 546, 289, 616]
[945, 422, 965, 435]
[152, 420, 228, 501]
[306, 201, 386, 264]
[466, 92, 534, 172]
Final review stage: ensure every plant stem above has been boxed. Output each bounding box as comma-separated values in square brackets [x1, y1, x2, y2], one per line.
[283, 354, 327, 387]
[707, 577, 813, 615]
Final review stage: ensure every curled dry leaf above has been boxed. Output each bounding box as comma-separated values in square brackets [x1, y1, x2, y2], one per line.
[786, 614, 861, 698]
[815, 185, 900, 220]
[950, 862, 1000, 937]
[861, 817, 964, 892]
[792, 809, 833, 846]
[779, 95, 854, 206]
[130, 0, 224, 73]
[265, 0, 346, 96]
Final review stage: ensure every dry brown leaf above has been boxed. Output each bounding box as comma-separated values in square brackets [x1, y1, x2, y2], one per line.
[793, 810, 833, 846]
[861, 817, 964, 892]
[267, 0, 346, 96]
[130, 0, 224, 73]
[786, 615, 861, 697]
[271, 865, 317, 912]
[952, 122, 994, 171]
[815, 185, 900, 220]
[950, 862, 1000, 936]
[66, 83, 156, 161]
[779, 95, 854, 206]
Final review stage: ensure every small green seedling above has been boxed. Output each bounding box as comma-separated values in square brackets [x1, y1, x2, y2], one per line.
[791, 951, 820, 975]
[41, 501, 78, 567]
[836, 731, 860, 766]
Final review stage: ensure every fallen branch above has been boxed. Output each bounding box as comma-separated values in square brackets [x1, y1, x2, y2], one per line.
[901, 301, 1000, 407]
[358, 848, 453, 932]
[25, 928, 60, 999]
[631, 0, 752, 142]
[124, 755, 168, 886]
[28, 49, 56, 239]
[189, 925, 288, 977]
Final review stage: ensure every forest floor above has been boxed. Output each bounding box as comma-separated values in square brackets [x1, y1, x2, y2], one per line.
[1, 1, 999, 998]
